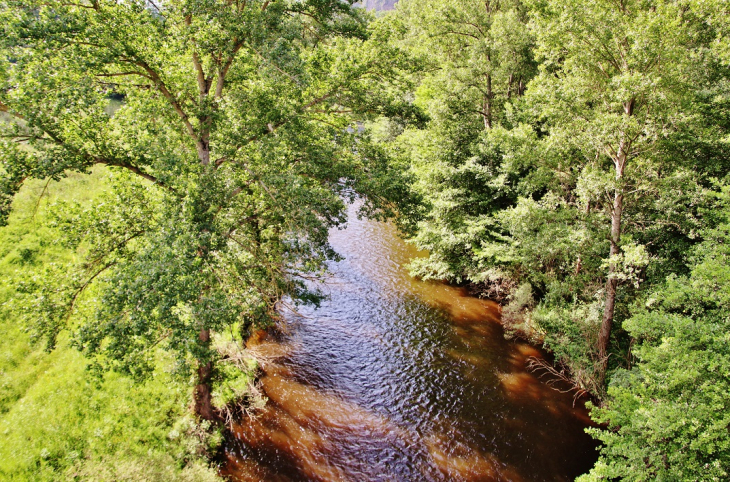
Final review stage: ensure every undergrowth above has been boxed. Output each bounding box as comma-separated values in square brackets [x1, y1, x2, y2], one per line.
[0, 169, 223, 481]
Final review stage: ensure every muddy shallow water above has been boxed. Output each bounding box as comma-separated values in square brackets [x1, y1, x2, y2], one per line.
[221, 205, 598, 481]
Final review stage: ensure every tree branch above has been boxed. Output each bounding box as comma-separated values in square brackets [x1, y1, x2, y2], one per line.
[215, 39, 246, 98]
[97, 158, 177, 194]
[96, 71, 152, 79]
[67, 260, 118, 319]
[126, 58, 198, 140]
[0, 100, 25, 120]
[185, 15, 210, 100]
[249, 46, 300, 85]
[216, 89, 341, 169]
[147, 0, 164, 17]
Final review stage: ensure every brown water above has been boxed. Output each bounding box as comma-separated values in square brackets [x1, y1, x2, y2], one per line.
[221, 205, 598, 481]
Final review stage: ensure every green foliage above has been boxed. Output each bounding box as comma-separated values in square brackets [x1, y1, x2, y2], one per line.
[0, 172, 221, 481]
[65, 455, 221, 482]
[2, 0, 730, 479]
[388, 0, 537, 273]
[0, 0, 419, 418]
[581, 185, 730, 481]
[0, 342, 220, 482]
[386, 0, 730, 398]
[380, 1, 730, 479]
[210, 333, 261, 410]
[531, 300, 604, 395]
[385, 0, 730, 477]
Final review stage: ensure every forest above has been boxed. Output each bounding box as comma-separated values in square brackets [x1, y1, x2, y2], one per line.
[0, 0, 728, 480]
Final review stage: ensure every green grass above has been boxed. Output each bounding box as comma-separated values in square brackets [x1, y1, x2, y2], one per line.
[0, 169, 222, 481]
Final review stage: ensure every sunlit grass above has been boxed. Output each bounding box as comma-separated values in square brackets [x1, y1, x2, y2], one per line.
[0, 169, 222, 481]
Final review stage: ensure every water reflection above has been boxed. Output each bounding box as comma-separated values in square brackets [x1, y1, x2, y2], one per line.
[222, 205, 597, 481]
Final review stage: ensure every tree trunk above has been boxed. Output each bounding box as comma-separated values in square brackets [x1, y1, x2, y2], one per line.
[597, 100, 634, 384]
[197, 139, 210, 165]
[192, 120, 215, 420]
[598, 187, 623, 380]
[193, 328, 216, 421]
[483, 73, 493, 130]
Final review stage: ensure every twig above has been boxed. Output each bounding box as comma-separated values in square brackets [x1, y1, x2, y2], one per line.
[526, 356, 590, 406]
[32, 177, 53, 221]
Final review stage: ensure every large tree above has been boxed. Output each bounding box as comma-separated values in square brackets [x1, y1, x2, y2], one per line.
[0, 0, 412, 420]
[527, 0, 698, 381]
[580, 184, 730, 481]
[400, 0, 535, 130]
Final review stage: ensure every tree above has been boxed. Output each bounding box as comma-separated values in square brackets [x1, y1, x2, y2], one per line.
[0, 0, 413, 420]
[388, 0, 536, 283]
[579, 185, 730, 481]
[381, 0, 727, 398]
[527, 0, 697, 381]
[400, 0, 535, 130]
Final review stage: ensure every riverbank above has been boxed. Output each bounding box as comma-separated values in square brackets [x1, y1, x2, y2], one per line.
[219, 206, 599, 481]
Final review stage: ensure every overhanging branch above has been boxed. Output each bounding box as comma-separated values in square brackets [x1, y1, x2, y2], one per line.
[0, 100, 25, 120]
[96, 158, 177, 194]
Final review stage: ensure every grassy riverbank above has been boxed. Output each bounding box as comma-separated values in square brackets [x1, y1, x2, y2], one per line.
[0, 170, 223, 481]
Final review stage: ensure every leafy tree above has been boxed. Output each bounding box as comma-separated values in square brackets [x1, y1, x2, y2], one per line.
[385, 0, 729, 397]
[580, 185, 730, 481]
[378, 0, 730, 477]
[526, 0, 701, 380]
[400, 0, 535, 129]
[389, 0, 536, 284]
[0, 0, 413, 420]
[689, 0, 730, 65]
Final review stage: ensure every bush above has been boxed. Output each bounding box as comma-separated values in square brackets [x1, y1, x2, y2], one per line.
[581, 187, 730, 481]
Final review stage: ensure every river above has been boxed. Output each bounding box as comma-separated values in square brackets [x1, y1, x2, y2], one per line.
[220, 204, 598, 481]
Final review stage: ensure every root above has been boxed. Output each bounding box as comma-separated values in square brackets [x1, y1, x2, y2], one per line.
[214, 340, 269, 429]
[218, 380, 267, 430]
[464, 277, 516, 304]
[526, 356, 593, 406]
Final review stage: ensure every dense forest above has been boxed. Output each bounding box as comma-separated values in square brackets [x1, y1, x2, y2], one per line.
[0, 0, 728, 480]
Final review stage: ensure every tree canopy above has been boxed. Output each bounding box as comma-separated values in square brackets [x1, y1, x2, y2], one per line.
[2, 0, 730, 478]
[377, 0, 730, 476]
[385, 0, 730, 390]
[581, 185, 730, 481]
[0, 0, 415, 420]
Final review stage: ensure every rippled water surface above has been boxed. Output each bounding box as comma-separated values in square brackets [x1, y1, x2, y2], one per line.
[221, 205, 598, 481]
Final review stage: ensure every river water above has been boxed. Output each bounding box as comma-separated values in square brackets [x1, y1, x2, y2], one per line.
[221, 205, 598, 481]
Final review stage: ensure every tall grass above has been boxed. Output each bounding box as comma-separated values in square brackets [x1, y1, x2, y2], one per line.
[0, 169, 222, 481]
